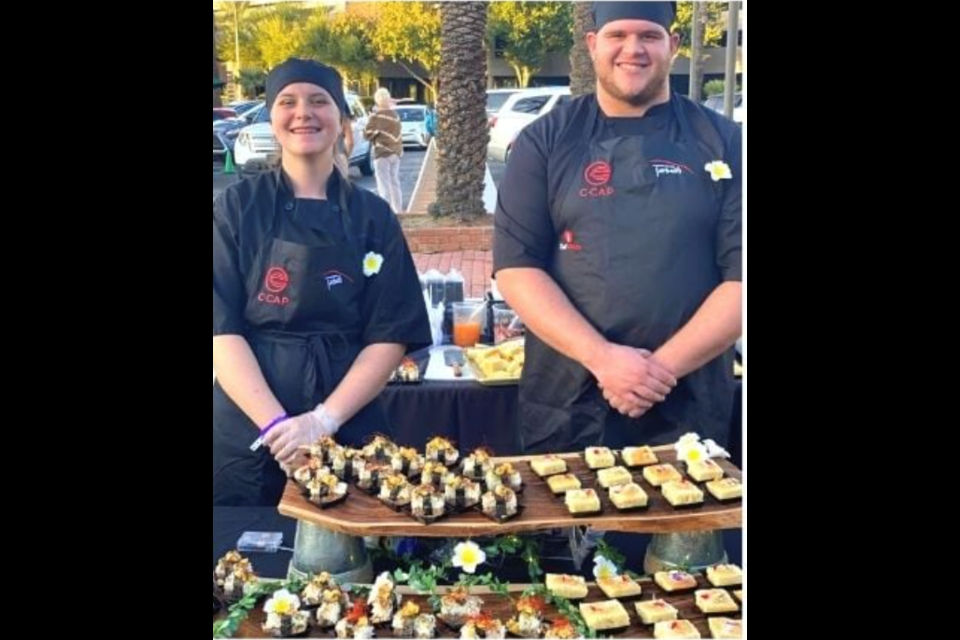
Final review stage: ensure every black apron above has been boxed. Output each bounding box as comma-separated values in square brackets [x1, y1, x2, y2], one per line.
[520, 95, 736, 453]
[213, 171, 388, 506]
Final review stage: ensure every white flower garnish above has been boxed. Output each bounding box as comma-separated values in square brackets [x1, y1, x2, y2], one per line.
[264, 589, 301, 616]
[363, 252, 384, 277]
[679, 441, 709, 465]
[676, 433, 701, 449]
[705, 160, 733, 182]
[703, 439, 731, 459]
[452, 541, 486, 574]
[593, 555, 619, 580]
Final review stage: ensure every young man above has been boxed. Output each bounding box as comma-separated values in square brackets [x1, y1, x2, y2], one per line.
[494, 2, 742, 453]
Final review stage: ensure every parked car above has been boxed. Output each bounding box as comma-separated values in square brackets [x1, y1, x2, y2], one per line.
[703, 93, 743, 123]
[487, 86, 570, 163]
[213, 102, 266, 158]
[486, 89, 521, 116]
[233, 92, 374, 176]
[213, 108, 237, 121]
[393, 104, 430, 148]
[486, 88, 522, 127]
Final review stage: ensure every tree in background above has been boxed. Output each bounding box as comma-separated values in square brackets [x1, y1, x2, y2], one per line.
[434, 1, 488, 221]
[569, 2, 596, 97]
[675, 1, 727, 58]
[254, 3, 313, 68]
[214, 1, 261, 95]
[237, 68, 267, 100]
[675, 2, 731, 101]
[302, 10, 379, 90]
[213, 8, 222, 107]
[366, 1, 441, 102]
[487, 1, 572, 88]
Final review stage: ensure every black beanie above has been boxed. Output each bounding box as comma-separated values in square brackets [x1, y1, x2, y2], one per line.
[592, 2, 676, 33]
[265, 58, 348, 115]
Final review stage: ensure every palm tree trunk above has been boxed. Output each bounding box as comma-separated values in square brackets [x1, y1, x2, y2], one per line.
[434, 1, 489, 221]
[569, 2, 596, 97]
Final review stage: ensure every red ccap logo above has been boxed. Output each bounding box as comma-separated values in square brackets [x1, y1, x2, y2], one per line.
[264, 267, 290, 294]
[584, 161, 612, 187]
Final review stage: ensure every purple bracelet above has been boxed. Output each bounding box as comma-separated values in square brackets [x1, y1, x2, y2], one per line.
[249, 413, 289, 452]
[260, 413, 290, 436]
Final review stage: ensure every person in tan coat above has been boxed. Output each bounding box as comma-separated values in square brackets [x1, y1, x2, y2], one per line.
[363, 88, 404, 213]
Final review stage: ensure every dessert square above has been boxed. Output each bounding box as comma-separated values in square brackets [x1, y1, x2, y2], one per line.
[654, 570, 698, 592]
[708, 617, 742, 639]
[695, 589, 739, 614]
[545, 574, 588, 600]
[531, 455, 567, 477]
[706, 564, 742, 588]
[706, 478, 742, 501]
[578, 600, 630, 631]
[654, 620, 702, 639]
[662, 480, 705, 507]
[547, 473, 582, 495]
[609, 482, 649, 509]
[565, 488, 602, 515]
[635, 599, 678, 625]
[597, 574, 643, 599]
[643, 464, 684, 487]
[622, 446, 660, 467]
[597, 466, 633, 488]
[585, 446, 616, 469]
[687, 459, 725, 482]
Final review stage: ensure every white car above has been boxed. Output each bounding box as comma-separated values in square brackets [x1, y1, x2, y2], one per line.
[703, 93, 743, 123]
[233, 92, 374, 176]
[487, 86, 570, 163]
[486, 88, 522, 123]
[393, 104, 431, 149]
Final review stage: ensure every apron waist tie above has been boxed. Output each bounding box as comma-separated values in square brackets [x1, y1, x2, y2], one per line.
[249, 329, 363, 408]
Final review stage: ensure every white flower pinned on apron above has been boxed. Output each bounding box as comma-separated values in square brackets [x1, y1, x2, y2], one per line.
[363, 251, 384, 277]
[705, 160, 733, 182]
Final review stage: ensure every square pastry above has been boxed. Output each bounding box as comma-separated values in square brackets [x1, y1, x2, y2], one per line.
[654, 620, 702, 639]
[706, 478, 742, 501]
[695, 589, 739, 614]
[643, 464, 684, 487]
[578, 600, 630, 631]
[622, 446, 659, 467]
[706, 564, 742, 588]
[531, 455, 567, 477]
[565, 488, 601, 515]
[654, 570, 698, 592]
[585, 447, 617, 469]
[686, 459, 725, 482]
[731, 590, 742, 603]
[609, 482, 649, 510]
[708, 617, 742, 639]
[662, 480, 705, 507]
[547, 473, 582, 495]
[545, 574, 588, 600]
[635, 599, 678, 625]
[597, 466, 633, 488]
[597, 574, 643, 599]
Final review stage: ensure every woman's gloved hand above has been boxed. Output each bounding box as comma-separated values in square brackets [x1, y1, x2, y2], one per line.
[265, 405, 342, 465]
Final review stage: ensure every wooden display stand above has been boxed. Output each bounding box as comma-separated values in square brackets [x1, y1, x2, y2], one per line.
[278, 449, 742, 537]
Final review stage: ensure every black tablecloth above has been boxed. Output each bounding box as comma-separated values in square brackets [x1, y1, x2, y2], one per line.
[379, 381, 521, 455]
[379, 379, 741, 461]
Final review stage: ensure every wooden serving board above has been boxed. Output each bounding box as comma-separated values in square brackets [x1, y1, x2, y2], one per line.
[278, 449, 741, 537]
[215, 577, 742, 638]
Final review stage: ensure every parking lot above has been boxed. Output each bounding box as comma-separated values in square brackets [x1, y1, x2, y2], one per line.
[213, 150, 506, 210]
